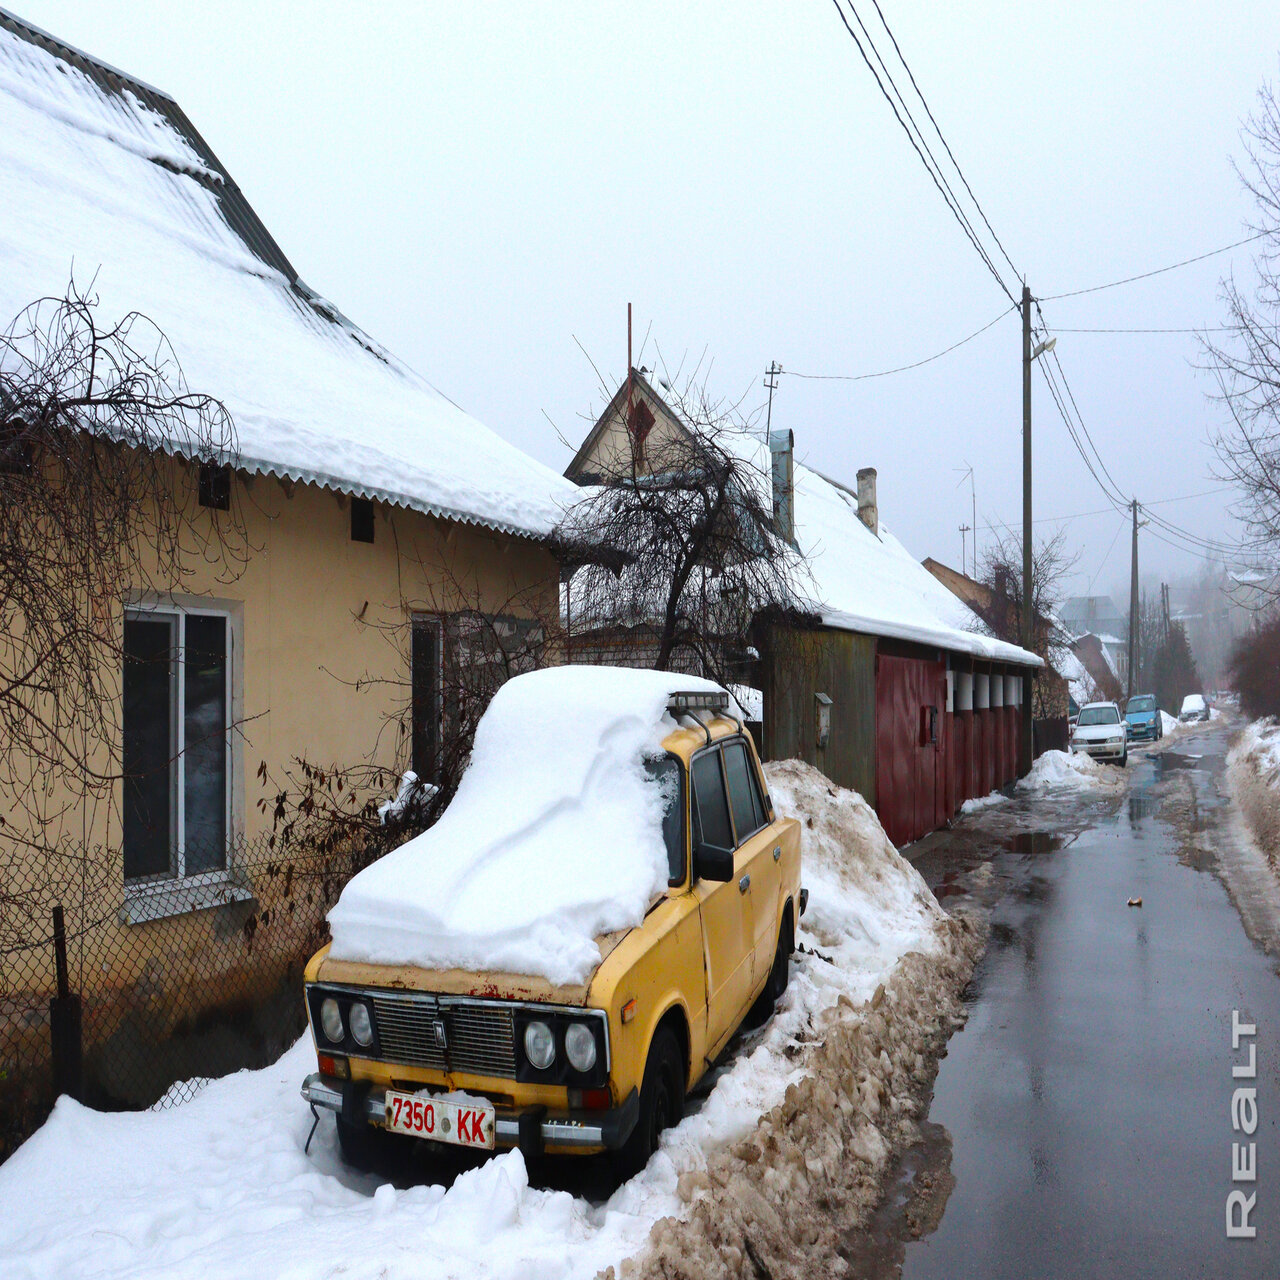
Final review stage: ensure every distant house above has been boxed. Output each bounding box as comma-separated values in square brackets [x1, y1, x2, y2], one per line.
[1060, 595, 1128, 680]
[0, 12, 576, 1120]
[564, 370, 1042, 846]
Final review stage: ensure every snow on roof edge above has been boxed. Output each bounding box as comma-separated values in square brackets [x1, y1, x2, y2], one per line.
[820, 607, 1043, 667]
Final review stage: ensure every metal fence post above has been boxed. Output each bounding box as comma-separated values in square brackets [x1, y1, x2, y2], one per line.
[49, 905, 83, 1102]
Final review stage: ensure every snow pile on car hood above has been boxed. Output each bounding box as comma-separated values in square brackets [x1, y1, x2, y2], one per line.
[327, 666, 724, 985]
[1019, 748, 1125, 792]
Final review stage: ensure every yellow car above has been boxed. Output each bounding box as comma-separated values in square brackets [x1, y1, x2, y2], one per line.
[300, 684, 803, 1175]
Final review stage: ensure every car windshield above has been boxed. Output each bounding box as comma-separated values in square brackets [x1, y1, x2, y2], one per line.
[1127, 696, 1155, 713]
[645, 754, 685, 884]
[1078, 706, 1120, 726]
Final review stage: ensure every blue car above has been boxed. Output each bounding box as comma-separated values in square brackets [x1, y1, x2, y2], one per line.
[1125, 694, 1163, 742]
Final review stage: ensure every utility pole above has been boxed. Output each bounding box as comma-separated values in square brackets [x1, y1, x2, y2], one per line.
[1020, 284, 1034, 776]
[960, 523, 971, 573]
[764, 361, 782, 434]
[1128, 498, 1140, 698]
[954, 463, 977, 576]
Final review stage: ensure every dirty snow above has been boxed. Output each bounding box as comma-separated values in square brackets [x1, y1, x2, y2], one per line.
[1160, 710, 1179, 736]
[0, 28, 577, 538]
[1019, 748, 1126, 792]
[329, 667, 724, 985]
[961, 790, 1011, 813]
[0, 759, 949, 1280]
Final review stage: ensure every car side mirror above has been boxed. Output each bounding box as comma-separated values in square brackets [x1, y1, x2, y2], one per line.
[694, 844, 734, 883]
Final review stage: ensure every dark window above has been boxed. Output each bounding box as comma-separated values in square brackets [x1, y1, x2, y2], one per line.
[351, 497, 375, 543]
[645, 754, 686, 884]
[411, 620, 441, 783]
[198, 462, 231, 510]
[122, 610, 230, 882]
[691, 750, 734, 853]
[722, 740, 765, 843]
[123, 616, 176, 880]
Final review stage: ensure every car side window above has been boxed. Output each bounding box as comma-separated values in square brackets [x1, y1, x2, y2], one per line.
[645, 754, 686, 885]
[691, 750, 734, 853]
[722, 740, 764, 844]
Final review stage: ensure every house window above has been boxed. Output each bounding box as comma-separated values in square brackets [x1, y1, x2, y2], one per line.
[122, 606, 231, 882]
[411, 618, 442, 784]
[198, 462, 231, 510]
[351, 497, 375, 543]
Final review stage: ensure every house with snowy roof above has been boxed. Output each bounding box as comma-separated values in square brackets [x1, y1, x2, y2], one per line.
[564, 368, 1042, 846]
[0, 7, 577, 1113]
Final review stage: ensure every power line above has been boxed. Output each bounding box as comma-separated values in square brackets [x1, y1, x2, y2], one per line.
[975, 486, 1234, 534]
[784, 305, 1015, 381]
[1041, 231, 1270, 302]
[1048, 325, 1233, 334]
[827, 0, 1017, 304]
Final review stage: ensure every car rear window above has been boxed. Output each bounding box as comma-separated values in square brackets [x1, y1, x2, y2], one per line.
[645, 755, 685, 884]
[1078, 706, 1120, 725]
[722, 740, 765, 843]
[691, 750, 734, 853]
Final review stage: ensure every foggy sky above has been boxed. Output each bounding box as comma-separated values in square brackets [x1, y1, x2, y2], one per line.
[16, 0, 1279, 605]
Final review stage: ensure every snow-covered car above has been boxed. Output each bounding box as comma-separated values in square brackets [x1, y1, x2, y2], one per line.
[1070, 701, 1128, 765]
[1179, 693, 1210, 723]
[300, 668, 803, 1176]
[1124, 694, 1162, 743]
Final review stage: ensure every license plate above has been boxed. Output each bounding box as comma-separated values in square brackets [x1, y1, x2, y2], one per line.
[384, 1089, 495, 1149]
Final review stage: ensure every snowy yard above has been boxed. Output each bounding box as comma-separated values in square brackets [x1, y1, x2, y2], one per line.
[0, 761, 953, 1280]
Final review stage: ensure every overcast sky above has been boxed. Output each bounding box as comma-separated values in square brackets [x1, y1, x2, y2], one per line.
[18, 1, 1279, 603]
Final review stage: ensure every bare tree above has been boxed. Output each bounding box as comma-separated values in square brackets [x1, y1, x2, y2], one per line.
[0, 283, 247, 936]
[1204, 73, 1280, 584]
[557, 378, 808, 688]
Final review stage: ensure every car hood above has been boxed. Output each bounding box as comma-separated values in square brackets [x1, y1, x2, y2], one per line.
[1074, 723, 1125, 741]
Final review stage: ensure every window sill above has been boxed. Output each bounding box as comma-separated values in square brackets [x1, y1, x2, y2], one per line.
[120, 872, 256, 925]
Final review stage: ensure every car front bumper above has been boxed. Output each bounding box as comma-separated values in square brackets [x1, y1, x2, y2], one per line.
[301, 1071, 640, 1156]
[1072, 739, 1126, 760]
[1127, 723, 1159, 741]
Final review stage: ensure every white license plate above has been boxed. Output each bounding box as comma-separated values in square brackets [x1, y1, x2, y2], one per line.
[384, 1090, 495, 1149]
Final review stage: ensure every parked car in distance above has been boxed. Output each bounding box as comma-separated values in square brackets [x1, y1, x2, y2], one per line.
[1124, 694, 1163, 743]
[1070, 701, 1128, 766]
[300, 671, 803, 1177]
[1179, 693, 1210, 723]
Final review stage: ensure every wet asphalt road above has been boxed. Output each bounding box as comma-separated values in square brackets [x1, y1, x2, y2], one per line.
[857, 724, 1280, 1279]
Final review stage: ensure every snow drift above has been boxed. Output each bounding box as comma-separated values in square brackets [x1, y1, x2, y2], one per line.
[0, 760, 952, 1280]
[1228, 718, 1280, 873]
[1019, 748, 1126, 793]
[328, 666, 724, 985]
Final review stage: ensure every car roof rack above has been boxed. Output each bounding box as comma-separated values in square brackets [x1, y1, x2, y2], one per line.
[667, 690, 730, 714]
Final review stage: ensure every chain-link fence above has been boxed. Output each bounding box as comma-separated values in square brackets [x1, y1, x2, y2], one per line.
[0, 828, 403, 1163]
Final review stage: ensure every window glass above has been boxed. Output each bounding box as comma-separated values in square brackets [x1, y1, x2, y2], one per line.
[123, 616, 175, 880]
[645, 755, 685, 884]
[722, 741, 764, 843]
[411, 621, 441, 784]
[183, 614, 228, 873]
[691, 750, 734, 852]
[1078, 706, 1120, 725]
[1127, 696, 1155, 713]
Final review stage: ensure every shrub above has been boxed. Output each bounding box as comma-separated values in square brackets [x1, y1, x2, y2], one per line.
[1229, 614, 1280, 719]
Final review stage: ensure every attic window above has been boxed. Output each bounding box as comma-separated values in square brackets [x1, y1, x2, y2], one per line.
[198, 462, 231, 511]
[351, 497, 375, 543]
[627, 400, 655, 465]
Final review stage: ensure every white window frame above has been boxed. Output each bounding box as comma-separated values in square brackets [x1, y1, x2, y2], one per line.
[120, 598, 250, 924]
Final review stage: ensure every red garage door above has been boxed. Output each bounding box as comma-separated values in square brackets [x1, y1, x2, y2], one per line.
[876, 651, 947, 847]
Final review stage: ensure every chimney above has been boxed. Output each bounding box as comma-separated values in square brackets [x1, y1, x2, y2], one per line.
[770, 429, 795, 543]
[856, 467, 878, 537]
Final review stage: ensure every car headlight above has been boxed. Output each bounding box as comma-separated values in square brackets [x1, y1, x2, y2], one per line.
[524, 1020, 555, 1070]
[564, 1022, 598, 1073]
[349, 1001, 374, 1048]
[320, 997, 344, 1044]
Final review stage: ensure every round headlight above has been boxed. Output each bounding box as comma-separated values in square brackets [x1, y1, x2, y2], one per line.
[349, 1002, 374, 1047]
[524, 1020, 555, 1070]
[320, 997, 344, 1044]
[565, 1022, 597, 1073]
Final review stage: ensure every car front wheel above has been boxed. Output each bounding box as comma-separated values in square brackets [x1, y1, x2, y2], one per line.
[612, 1027, 684, 1180]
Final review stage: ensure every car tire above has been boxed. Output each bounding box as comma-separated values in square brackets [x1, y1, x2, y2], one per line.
[748, 915, 793, 1026]
[336, 1114, 394, 1172]
[612, 1026, 684, 1181]
[1118, 750, 1128, 768]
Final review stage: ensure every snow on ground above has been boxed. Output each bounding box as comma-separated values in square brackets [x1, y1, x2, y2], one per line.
[960, 790, 1011, 814]
[1229, 719, 1280, 875]
[329, 667, 723, 985]
[0, 760, 947, 1280]
[1019, 748, 1126, 793]
[1160, 710, 1179, 736]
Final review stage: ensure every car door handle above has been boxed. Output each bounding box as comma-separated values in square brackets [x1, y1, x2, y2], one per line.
[773, 846, 781, 862]
[739, 874, 750, 893]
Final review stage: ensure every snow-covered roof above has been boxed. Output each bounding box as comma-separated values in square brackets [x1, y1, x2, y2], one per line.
[791, 464, 1041, 667]
[0, 12, 576, 540]
[328, 666, 726, 985]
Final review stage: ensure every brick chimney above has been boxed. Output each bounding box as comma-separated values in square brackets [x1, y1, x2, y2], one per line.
[770, 429, 795, 543]
[856, 467, 878, 537]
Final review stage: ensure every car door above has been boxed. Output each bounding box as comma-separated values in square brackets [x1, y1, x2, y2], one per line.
[690, 746, 755, 1059]
[720, 738, 781, 986]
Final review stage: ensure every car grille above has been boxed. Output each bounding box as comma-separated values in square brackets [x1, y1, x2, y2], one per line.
[368, 991, 517, 1079]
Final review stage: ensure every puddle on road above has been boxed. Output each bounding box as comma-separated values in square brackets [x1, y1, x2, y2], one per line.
[1012, 831, 1060, 856]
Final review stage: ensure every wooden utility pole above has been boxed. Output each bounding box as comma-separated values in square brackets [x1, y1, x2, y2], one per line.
[1020, 284, 1034, 775]
[764, 361, 782, 434]
[1128, 498, 1140, 698]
